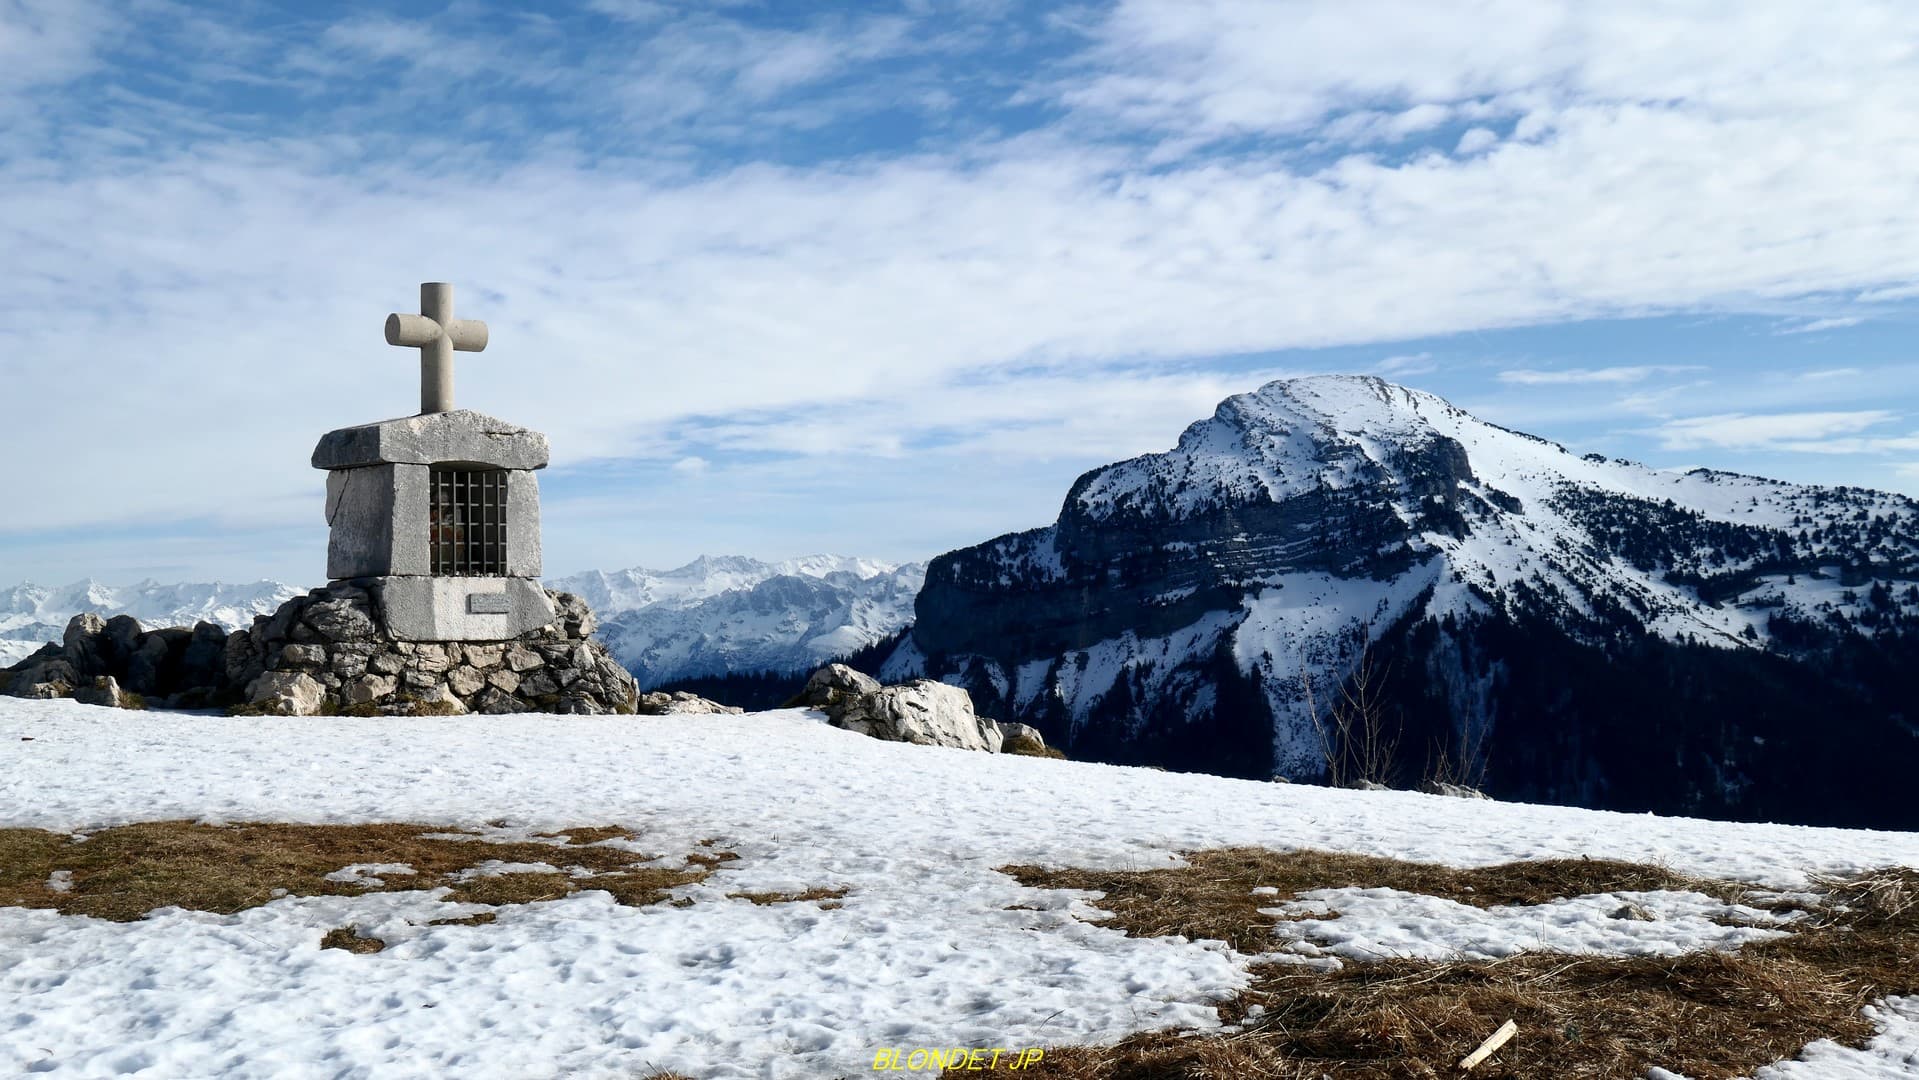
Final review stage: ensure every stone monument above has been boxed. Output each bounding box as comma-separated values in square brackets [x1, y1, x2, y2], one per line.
[312, 282, 555, 640]
[2, 282, 640, 715]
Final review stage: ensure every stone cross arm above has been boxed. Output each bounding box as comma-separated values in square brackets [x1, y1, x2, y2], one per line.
[386, 282, 488, 414]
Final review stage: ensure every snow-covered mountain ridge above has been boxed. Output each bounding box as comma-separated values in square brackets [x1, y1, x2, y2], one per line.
[548, 555, 924, 688]
[891, 375, 1919, 828]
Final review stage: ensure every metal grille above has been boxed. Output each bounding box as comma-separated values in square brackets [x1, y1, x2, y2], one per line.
[429, 468, 508, 576]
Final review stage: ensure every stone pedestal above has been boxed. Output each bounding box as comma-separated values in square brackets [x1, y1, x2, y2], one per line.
[312, 409, 555, 641]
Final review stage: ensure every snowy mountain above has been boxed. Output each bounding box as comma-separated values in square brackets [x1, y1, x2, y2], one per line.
[547, 555, 924, 688]
[887, 375, 1919, 828]
[0, 579, 302, 666]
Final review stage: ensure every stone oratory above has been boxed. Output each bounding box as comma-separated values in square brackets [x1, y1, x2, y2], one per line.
[0, 283, 641, 717]
[313, 282, 555, 641]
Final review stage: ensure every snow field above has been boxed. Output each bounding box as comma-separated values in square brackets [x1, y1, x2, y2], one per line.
[4, 699, 1919, 1077]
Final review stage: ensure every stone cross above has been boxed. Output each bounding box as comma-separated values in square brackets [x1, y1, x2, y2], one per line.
[384, 282, 489, 414]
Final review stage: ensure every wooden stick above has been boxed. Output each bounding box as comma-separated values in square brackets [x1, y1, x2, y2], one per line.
[1458, 1019, 1518, 1071]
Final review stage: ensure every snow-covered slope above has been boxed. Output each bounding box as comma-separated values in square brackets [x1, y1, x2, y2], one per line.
[895, 375, 1919, 825]
[0, 579, 302, 666]
[549, 555, 923, 687]
[4, 699, 1919, 1078]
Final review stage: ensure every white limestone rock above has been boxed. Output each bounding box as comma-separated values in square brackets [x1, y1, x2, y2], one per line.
[794, 664, 881, 720]
[996, 721, 1052, 757]
[833, 679, 1002, 752]
[635, 690, 743, 716]
[247, 671, 326, 716]
[72, 675, 136, 710]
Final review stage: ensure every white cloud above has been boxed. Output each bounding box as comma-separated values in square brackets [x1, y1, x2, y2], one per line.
[1776, 316, 1864, 335]
[0, 0, 111, 97]
[1653, 410, 1898, 451]
[7, 0, 1919, 576]
[1498, 366, 1700, 385]
[1454, 127, 1498, 155]
[1374, 352, 1436, 376]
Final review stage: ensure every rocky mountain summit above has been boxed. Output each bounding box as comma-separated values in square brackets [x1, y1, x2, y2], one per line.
[886, 375, 1919, 828]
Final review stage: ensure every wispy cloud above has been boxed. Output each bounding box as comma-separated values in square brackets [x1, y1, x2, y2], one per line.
[1498, 365, 1701, 385]
[1652, 410, 1901, 451]
[7, 0, 1919, 578]
[1776, 316, 1864, 335]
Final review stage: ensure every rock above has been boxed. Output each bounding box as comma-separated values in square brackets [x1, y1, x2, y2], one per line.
[471, 687, 524, 714]
[1350, 780, 1392, 792]
[303, 598, 377, 642]
[505, 644, 543, 673]
[126, 628, 191, 696]
[330, 650, 369, 680]
[404, 684, 467, 715]
[21, 677, 75, 699]
[996, 721, 1053, 757]
[180, 622, 228, 691]
[279, 643, 327, 668]
[463, 644, 504, 670]
[551, 591, 596, 638]
[73, 676, 137, 710]
[368, 652, 405, 676]
[447, 666, 486, 697]
[793, 664, 881, 720]
[833, 679, 1001, 752]
[635, 691, 744, 715]
[246, 671, 326, 716]
[62, 613, 110, 680]
[5, 653, 77, 700]
[1417, 781, 1490, 800]
[1610, 903, 1657, 922]
[487, 668, 521, 694]
[102, 615, 144, 669]
[518, 670, 559, 698]
[556, 693, 609, 715]
[225, 630, 262, 689]
[346, 674, 397, 706]
[408, 644, 452, 675]
[400, 669, 443, 694]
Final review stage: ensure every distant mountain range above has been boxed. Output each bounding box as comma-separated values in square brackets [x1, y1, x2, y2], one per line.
[0, 556, 924, 690]
[885, 375, 1919, 829]
[547, 556, 923, 688]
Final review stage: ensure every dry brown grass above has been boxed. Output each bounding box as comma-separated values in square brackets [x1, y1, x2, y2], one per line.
[0, 821, 721, 922]
[994, 848, 1919, 1079]
[727, 885, 851, 908]
[319, 926, 387, 954]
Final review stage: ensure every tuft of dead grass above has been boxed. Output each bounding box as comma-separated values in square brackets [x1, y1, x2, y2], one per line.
[993, 849, 1919, 1080]
[0, 822, 720, 922]
[727, 885, 851, 907]
[319, 927, 387, 954]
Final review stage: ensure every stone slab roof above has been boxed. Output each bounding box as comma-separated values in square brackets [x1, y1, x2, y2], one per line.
[312, 410, 550, 471]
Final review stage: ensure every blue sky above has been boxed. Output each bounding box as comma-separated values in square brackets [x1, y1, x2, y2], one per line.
[4, 0, 1919, 586]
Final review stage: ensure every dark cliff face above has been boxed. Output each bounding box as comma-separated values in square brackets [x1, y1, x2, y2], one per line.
[893, 375, 1919, 827]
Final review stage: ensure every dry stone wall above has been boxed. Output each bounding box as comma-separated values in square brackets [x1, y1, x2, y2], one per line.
[2, 583, 641, 717]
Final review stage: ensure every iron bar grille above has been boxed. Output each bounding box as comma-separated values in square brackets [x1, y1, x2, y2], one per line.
[429, 468, 508, 576]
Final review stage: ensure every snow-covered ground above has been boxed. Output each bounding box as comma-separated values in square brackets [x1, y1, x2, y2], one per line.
[3, 698, 1918, 1078]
